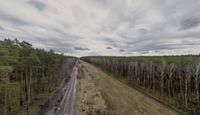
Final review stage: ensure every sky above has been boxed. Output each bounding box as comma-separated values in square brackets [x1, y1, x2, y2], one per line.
[0, 0, 200, 56]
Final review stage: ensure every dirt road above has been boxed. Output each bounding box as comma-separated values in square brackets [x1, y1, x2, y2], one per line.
[75, 62, 108, 115]
[46, 63, 78, 115]
[81, 61, 180, 115]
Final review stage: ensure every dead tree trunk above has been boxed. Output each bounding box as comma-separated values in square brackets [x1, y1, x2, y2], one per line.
[160, 61, 166, 96]
[185, 66, 191, 108]
[167, 64, 175, 98]
[193, 63, 200, 103]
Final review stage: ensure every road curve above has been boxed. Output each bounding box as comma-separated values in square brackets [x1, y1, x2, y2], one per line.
[46, 62, 78, 115]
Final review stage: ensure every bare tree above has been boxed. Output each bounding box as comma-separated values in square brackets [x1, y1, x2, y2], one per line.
[167, 64, 175, 98]
[160, 61, 166, 96]
[193, 63, 200, 102]
[185, 66, 192, 108]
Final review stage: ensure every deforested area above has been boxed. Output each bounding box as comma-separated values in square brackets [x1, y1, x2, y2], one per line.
[75, 61, 110, 115]
[83, 56, 200, 114]
[79, 61, 179, 115]
[1, 0, 200, 114]
[0, 39, 76, 115]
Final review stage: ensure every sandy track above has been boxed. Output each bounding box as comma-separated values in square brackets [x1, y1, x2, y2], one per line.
[81, 61, 180, 115]
[46, 63, 78, 115]
[75, 62, 108, 115]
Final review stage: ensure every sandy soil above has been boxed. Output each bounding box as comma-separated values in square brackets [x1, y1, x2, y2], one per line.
[79, 61, 180, 115]
[75, 63, 109, 115]
[46, 65, 78, 115]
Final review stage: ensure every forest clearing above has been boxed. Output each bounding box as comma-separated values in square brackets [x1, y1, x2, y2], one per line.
[1, 0, 200, 114]
[75, 61, 180, 115]
[1, 39, 200, 115]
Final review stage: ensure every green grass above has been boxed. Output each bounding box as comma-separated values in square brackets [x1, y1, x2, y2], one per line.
[29, 104, 40, 115]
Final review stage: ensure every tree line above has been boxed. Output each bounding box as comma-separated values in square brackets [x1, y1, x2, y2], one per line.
[83, 56, 200, 114]
[0, 39, 76, 115]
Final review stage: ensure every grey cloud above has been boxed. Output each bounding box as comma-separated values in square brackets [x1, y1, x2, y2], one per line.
[120, 49, 125, 52]
[103, 38, 115, 43]
[103, 38, 119, 48]
[152, 0, 200, 29]
[102, 20, 200, 54]
[150, 43, 182, 50]
[31, 36, 75, 49]
[74, 47, 90, 51]
[154, 50, 161, 53]
[51, 27, 82, 40]
[138, 28, 148, 34]
[180, 39, 200, 46]
[106, 47, 112, 49]
[52, 48, 72, 53]
[51, 27, 69, 36]
[179, 18, 200, 30]
[1, 0, 200, 56]
[93, 0, 108, 5]
[36, 26, 82, 41]
[92, 0, 144, 33]
[28, 1, 47, 11]
[126, 39, 184, 52]
[0, 26, 4, 30]
[103, 33, 182, 53]
[90, 0, 110, 8]
[140, 51, 149, 54]
[0, 10, 30, 26]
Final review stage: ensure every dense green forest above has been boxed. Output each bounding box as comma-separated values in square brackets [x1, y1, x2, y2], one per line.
[0, 39, 76, 115]
[83, 56, 200, 114]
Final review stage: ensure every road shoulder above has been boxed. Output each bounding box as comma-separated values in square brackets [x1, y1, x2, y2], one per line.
[75, 62, 110, 115]
[81, 61, 180, 115]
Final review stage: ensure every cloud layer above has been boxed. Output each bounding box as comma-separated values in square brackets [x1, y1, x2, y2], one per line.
[0, 0, 200, 56]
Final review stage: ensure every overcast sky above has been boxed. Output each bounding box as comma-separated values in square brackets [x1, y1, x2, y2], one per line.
[0, 0, 200, 56]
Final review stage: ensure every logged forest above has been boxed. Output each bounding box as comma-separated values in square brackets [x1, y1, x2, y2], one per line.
[83, 56, 200, 114]
[1, 39, 199, 115]
[1, 0, 200, 114]
[0, 39, 76, 115]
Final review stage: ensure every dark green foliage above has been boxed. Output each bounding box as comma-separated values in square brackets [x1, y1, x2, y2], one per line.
[0, 39, 76, 115]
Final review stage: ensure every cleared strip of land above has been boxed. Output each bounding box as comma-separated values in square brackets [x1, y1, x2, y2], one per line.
[75, 62, 108, 115]
[46, 64, 78, 115]
[81, 61, 180, 115]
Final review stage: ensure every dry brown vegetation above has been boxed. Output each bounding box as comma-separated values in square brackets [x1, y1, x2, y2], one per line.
[83, 56, 200, 114]
[75, 62, 109, 115]
[78, 61, 179, 115]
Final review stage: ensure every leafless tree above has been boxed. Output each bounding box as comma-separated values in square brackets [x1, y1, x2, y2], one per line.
[193, 63, 200, 102]
[185, 66, 192, 108]
[160, 61, 166, 96]
[167, 64, 175, 98]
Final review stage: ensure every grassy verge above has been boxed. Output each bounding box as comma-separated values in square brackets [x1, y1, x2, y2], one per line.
[92, 64, 185, 115]
[99, 89, 113, 110]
